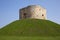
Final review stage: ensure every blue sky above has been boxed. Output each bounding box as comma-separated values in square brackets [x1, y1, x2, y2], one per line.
[0, 0, 60, 28]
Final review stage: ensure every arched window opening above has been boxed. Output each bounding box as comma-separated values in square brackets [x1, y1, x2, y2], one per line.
[42, 14, 44, 16]
[23, 13, 27, 18]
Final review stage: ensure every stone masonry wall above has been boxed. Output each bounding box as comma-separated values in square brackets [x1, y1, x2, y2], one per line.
[19, 5, 46, 19]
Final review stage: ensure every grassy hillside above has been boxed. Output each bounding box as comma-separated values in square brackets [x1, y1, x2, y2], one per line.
[0, 19, 60, 36]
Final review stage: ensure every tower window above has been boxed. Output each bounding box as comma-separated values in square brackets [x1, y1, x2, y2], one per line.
[42, 14, 44, 16]
[23, 13, 27, 18]
[39, 9, 41, 11]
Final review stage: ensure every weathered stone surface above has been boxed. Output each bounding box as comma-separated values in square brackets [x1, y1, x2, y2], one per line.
[19, 5, 47, 19]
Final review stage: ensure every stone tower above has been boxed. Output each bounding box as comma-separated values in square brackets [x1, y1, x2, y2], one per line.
[19, 5, 46, 19]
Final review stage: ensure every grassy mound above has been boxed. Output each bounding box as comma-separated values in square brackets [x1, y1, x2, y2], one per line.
[0, 19, 60, 36]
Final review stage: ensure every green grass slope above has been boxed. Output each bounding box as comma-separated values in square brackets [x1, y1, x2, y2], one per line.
[0, 19, 60, 36]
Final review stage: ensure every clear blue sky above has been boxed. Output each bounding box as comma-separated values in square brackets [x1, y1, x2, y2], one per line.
[0, 0, 60, 28]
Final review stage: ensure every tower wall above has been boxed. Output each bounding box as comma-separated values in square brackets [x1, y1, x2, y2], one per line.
[19, 5, 46, 19]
